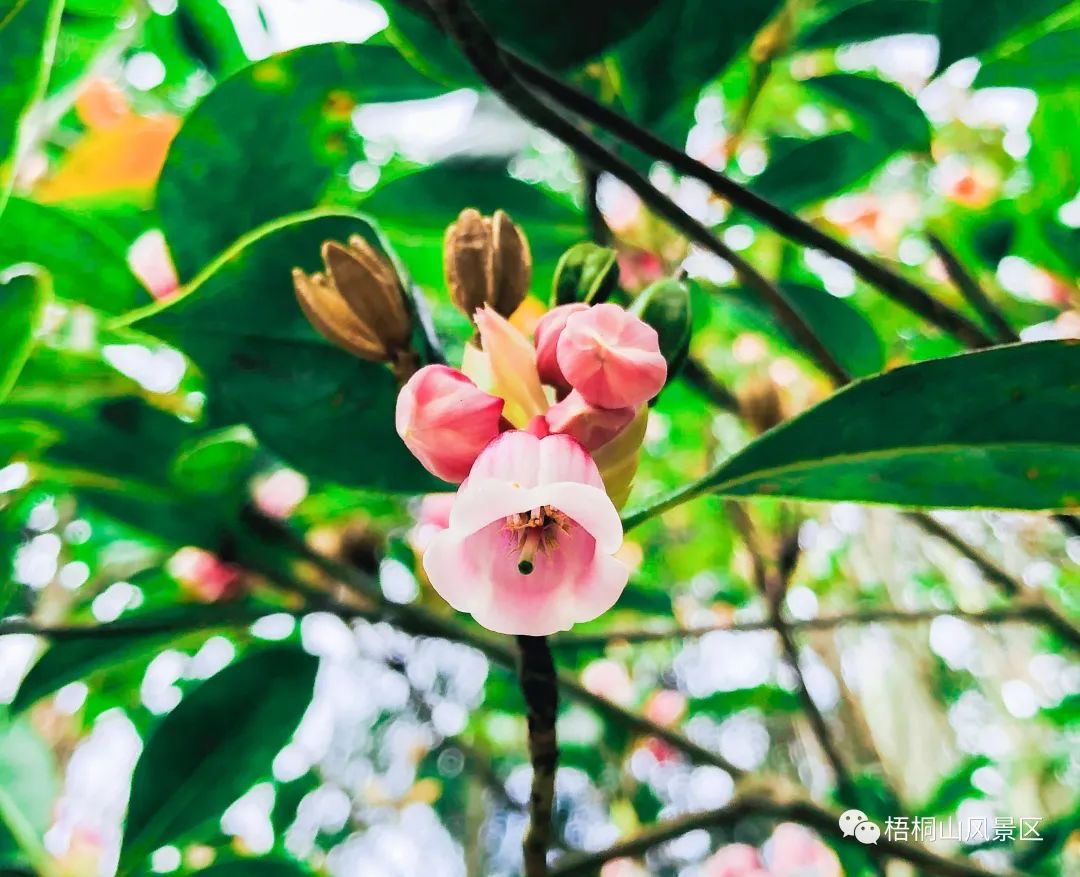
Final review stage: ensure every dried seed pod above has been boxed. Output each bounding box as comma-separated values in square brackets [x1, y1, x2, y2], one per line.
[293, 237, 417, 379]
[738, 376, 786, 435]
[444, 208, 531, 319]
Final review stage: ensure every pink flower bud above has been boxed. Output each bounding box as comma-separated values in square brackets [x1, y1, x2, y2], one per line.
[544, 390, 634, 452]
[534, 302, 588, 390]
[556, 303, 667, 408]
[395, 365, 505, 483]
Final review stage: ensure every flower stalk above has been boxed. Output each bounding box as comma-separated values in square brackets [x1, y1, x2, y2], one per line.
[517, 634, 559, 877]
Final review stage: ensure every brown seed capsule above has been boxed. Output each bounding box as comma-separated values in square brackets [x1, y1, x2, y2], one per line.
[444, 208, 531, 319]
[738, 376, 786, 435]
[293, 237, 417, 379]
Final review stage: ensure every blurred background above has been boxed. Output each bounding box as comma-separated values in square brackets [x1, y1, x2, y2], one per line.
[0, 0, 1078, 876]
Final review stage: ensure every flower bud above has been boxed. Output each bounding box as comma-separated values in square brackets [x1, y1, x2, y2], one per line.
[551, 242, 620, 306]
[628, 277, 692, 380]
[293, 236, 416, 378]
[738, 376, 786, 435]
[545, 390, 634, 452]
[474, 305, 549, 426]
[445, 208, 531, 319]
[534, 302, 588, 391]
[557, 303, 668, 409]
[395, 364, 505, 483]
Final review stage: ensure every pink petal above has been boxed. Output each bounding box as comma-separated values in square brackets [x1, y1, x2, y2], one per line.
[535, 433, 605, 489]
[537, 481, 622, 553]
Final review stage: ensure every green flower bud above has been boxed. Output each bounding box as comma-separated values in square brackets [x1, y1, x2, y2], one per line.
[551, 242, 620, 307]
[628, 277, 693, 381]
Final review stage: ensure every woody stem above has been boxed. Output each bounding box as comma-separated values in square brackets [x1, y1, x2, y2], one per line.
[517, 634, 559, 877]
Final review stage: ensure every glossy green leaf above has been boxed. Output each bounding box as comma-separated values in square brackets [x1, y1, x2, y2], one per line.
[797, 0, 934, 49]
[974, 24, 1080, 88]
[752, 132, 891, 210]
[935, 0, 1072, 73]
[119, 646, 317, 870]
[157, 41, 447, 278]
[690, 685, 800, 717]
[0, 197, 145, 313]
[381, 0, 661, 75]
[11, 603, 238, 713]
[0, 268, 51, 403]
[127, 209, 440, 493]
[0, 719, 58, 867]
[626, 342, 1080, 520]
[170, 425, 257, 496]
[0, 0, 63, 215]
[616, 0, 783, 135]
[362, 161, 584, 301]
[805, 73, 930, 151]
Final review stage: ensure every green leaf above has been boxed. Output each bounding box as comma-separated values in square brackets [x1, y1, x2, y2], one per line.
[172, 0, 248, 77]
[362, 161, 584, 302]
[157, 41, 447, 278]
[805, 73, 930, 152]
[119, 645, 317, 871]
[689, 685, 800, 717]
[935, 0, 1072, 73]
[626, 342, 1080, 519]
[187, 860, 315, 877]
[0, 268, 51, 403]
[127, 208, 441, 493]
[0, 198, 145, 313]
[974, 24, 1080, 88]
[752, 132, 892, 209]
[916, 755, 991, 816]
[381, 0, 661, 75]
[11, 603, 239, 713]
[797, 0, 934, 49]
[0, 0, 64, 216]
[616, 0, 783, 135]
[170, 425, 258, 496]
[0, 718, 58, 867]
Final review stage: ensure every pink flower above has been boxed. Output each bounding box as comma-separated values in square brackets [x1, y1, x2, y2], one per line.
[128, 230, 180, 301]
[581, 658, 635, 705]
[534, 302, 588, 391]
[395, 364, 505, 483]
[544, 390, 635, 452]
[643, 689, 687, 727]
[408, 492, 455, 552]
[168, 547, 245, 602]
[557, 303, 667, 409]
[767, 823, 841, 877]
[423, 431, 628, 635]
[473, 305, 549, 426]
[703, 843, 767, 877]
[252, 468, 308, 519]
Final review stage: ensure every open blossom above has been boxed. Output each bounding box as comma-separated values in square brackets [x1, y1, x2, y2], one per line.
[395, 364, 505, 483]
[423, 431, 628, 635]
[557, 303, 667, 409]
[767, 823, 841, 877]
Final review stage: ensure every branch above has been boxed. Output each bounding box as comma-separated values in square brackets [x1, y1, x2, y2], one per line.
[518, 636, 559, 876]
[927, 234, 1018, 344]
[548, 603, 1060, 649]
[680, 358, 741, 414]
[548, 787, 1027, 877]
[421, 0, 851, 385]
[503, 52, 994, 349]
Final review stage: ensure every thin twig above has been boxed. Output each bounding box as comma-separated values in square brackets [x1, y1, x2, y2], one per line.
[502, 52, 994, 349]
[548, 788, 1027, 877]
[548, 602, 1057, 649]
[927, 234, 1018, 344]
[422, 0, 851, 385]
[680, 358, 742, 414]
[517, 636, 559, 877]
